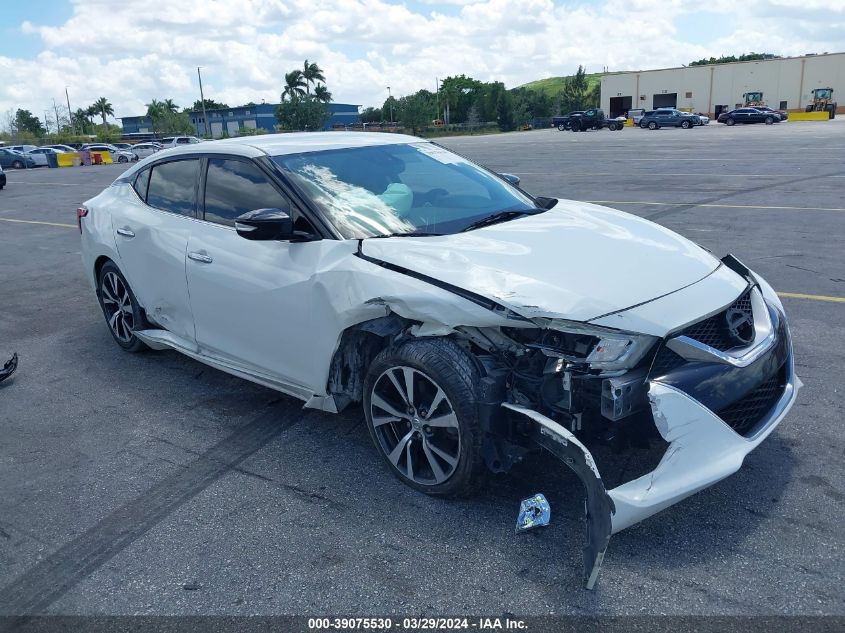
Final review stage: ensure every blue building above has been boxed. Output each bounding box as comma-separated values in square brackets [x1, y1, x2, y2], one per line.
[120, 102, 360, 138]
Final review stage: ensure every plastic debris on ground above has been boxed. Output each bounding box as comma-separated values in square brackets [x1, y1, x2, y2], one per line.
[0, 353, 18, 384]
[515, 493, 551, 533]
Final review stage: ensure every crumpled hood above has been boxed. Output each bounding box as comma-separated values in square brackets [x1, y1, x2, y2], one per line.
[360, 199, 721, 323]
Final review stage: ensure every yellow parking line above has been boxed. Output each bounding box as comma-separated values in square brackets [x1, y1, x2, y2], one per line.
[777, 292, 845, 304]
[586, 200, 845, 212]
[0, 218, 76, 228]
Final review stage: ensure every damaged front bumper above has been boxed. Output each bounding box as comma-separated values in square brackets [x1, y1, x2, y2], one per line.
[505, 351, 800, 589]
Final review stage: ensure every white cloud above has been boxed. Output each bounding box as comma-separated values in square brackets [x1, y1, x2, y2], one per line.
[1, 0, 843, 123]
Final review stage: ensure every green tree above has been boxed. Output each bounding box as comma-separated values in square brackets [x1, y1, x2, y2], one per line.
[191, 98, 229, 111]
[275, 95, 329, 131]
[14, 109, 45, 136]
[496, 90, 514, 131]
[559, 65, 591, 112]
[396, 90, 436, 135]
[360, 106, 383, 123]
[72, 108, 94, 133]
[92, 97, 114, 125]
[146, 99, 192, 134]
[302, 59, 326, 95]
[162, 98, 179, 114]
[314, 84, 332, 103]
[689, 52, 777, 66]
[282, 70, 307, 102]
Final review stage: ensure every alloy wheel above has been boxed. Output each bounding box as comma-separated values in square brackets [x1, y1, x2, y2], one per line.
[370, 366, 461, 486]
[100, 271, 135, 343]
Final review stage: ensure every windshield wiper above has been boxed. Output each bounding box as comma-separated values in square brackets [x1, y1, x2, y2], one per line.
[461, 208, 545, 232]
[367, 231, 443, 239]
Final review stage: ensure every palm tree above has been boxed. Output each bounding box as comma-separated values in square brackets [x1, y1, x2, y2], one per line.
[282, 70, 306, 102]
[314, 84, 332, 104]
[302, 59, 325, 95]
[92, 97, 114, 125]
[162, 98, 179, 114]
[146, 99, 166, 134]
[85, 104, 99, 125]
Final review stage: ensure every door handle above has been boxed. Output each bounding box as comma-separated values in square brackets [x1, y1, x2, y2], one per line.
[116, 227, 135, 238]
[188, 251, 213, 264]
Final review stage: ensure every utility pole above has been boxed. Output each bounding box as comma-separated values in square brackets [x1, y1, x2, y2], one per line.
[197, 67, 210, 137]
[436, 77, 440, 122]
[386, 86, 394, 124]
[65, 87, 73, 134]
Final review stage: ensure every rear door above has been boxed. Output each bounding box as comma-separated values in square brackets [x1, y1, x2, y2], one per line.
[185, 155, 326, 392]
[110, 158, 199, 342]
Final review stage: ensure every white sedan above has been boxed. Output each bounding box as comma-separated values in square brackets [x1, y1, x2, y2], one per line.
[79, 133, 798, 588]
[130, 142, 162, 160]
[25, 147, 64, 167]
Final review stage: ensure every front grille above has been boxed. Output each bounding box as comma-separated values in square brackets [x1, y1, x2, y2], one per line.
[717, 364, 787, 436]
[680, 287, 754, 351]
[650, 347, 687, 376]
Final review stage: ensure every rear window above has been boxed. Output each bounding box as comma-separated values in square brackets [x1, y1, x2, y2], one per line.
[146, 159, 199, 216]
[133, 168, 150, 199]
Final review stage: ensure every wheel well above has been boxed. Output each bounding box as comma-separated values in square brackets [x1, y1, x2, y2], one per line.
[326, 314, 413, 411]
[93, 255, 112, 284]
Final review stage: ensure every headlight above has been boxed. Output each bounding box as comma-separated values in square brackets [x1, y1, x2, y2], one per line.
[750, 269, 784, 312]
[535, 320, 657, 371]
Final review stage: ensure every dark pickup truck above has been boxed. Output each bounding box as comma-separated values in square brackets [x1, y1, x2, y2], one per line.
[568, 108, 625, 132]
[552, 111, 584, 130]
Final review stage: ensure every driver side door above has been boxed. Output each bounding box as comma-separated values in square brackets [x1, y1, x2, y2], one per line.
[185, 156, 326, 396]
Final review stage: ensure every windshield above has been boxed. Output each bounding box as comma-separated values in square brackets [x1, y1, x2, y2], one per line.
[272, 142, 536, 238]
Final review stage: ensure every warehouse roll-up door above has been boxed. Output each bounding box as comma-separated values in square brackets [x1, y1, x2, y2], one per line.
[653, 93, 677, 109]
[609, 96, 633, 118]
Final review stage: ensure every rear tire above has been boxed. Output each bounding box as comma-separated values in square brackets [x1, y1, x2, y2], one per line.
[97, 262, 148, 353]
[363, 338, 485, 498]
[557, 123, 566, 131]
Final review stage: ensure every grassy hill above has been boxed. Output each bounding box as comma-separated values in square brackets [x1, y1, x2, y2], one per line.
[516, 73, 601, 98]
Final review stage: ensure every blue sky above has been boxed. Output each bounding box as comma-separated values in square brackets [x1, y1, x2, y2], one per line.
[0, 0, 842, 121]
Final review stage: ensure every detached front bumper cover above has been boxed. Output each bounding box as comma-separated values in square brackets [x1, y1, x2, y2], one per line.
[505, 352, 800, 589]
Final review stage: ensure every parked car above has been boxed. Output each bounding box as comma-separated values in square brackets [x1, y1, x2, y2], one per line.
[25, 147, 63, 167]
[112, 143, 135, 152]
[640, 109, 698, 129]
[0, 148, 37, 169]
[130, 142, 162, 160]
[158, 136, 202, 148]
[81, 143, 138, 163]
[41, 144, 78, 153]
[79, 132, 798, 588]
[753, 106, 789, 121]
[6, 144, 37, 153]
[694, 112, 710, 125]
[627, 108, 646, 125]
[717, 108, 781, 125]
[0, 163, 5, 189]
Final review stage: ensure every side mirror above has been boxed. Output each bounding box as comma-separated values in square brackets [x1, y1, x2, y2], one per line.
[500, 173, 521, 187]
[235, 207, 294, 241]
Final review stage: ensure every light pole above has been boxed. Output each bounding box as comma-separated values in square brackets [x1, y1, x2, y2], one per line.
[386, 86, 394, 124]
[197, 67, 210, 138]
[65, 87, 73, 134]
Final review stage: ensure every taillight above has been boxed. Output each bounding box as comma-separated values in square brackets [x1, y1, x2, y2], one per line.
[76, 206, 89, 233]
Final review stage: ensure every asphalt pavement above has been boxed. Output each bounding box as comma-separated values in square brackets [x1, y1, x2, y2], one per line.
[0, 121, 843, 616]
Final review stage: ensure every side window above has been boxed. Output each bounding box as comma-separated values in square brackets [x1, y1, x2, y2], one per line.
[203, 158, 290, 227]
[146, 159, 199, 216]
[133, 168, 150, 200]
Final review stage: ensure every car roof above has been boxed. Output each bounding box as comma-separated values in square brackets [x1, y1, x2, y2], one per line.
[156, 131, 425, 160]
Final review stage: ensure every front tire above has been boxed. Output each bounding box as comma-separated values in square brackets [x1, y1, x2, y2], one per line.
[726, 117, 736, 126]
[117, 155, 128, 163]
[97, 262, 148, 352]
[648, 121, 658, 130]
[557, 123, 566, 131]
[363, 338, 484, 497]
[12, 160, 24, 169]
[681, 120, 691, 129]
[765, 116, 774, 125]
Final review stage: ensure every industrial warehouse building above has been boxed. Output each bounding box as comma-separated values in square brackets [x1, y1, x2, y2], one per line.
[120, 102, 361, 138]
[600, 52, 844, 118]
